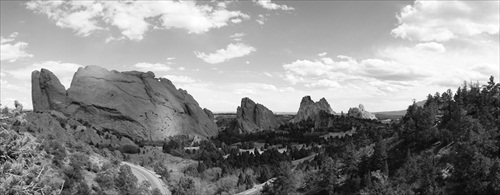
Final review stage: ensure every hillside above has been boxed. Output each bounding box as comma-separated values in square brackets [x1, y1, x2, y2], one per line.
[2, 76, 498, 195]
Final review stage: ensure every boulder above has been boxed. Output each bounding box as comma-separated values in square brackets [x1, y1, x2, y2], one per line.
[31, 66, 218, 142]
[231, 97, 280, 133]
[348, 104, 377, 120]
[292, 96, 335, 123]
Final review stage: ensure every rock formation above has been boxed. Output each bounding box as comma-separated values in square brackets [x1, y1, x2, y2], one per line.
[31, 66, 218, 143]
[348, 104, 377, 120]
[292, 96, 335, 123]
[231, 97, 280, 133]
[31, 69, 71, 112]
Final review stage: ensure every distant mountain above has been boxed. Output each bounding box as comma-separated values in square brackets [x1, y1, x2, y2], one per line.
[373, 100, 426, 120]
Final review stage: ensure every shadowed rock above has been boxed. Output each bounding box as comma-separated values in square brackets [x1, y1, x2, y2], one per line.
[292, 96, 335, 123]
[231, 97, 280, 133]
[31, 65, 217, 142]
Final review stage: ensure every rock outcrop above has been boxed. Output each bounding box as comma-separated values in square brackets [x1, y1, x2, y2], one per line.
[292, 96, 335, 123]
[348, 104, 377, 120]
[31, 69, 71, 112]
[31, 66, 218, 142]
[231, 97, 280, 133]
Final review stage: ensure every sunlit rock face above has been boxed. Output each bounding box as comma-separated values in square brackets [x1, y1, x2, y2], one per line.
[31, 65, 217, 142]
[231, 97, 280, 133]
[347, 104, 377, 120]
[292, 96, 335, 123]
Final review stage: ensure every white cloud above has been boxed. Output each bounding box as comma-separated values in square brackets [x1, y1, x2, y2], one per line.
[415, 42, 446, 53]
[278, 87, 295, 93]
[377, 39, 498, 88]
[167, 57, 176, 61]
[255, 0, 295, 11]
[318, 52, 327, 57]
[1, 33, 33, 62]
[360, 59, 428, 81]
[133, 62, 171, 72]
[231, 18, 242, 24]
[105, 36, 125, 43]
[256, 14, 267, 25]
[230, 33, 246, 41]
[163, 75, 196, 84]
[178, 67, 186, 71]
[283, 59, 335, 77]
[26, 0, 251, 41]
[392, 0, 499, 42]
[5, 61, 83, 89]
[195, 43, 256, 64]
[305, 79, 341, 88]
[282, 55, 430, 92]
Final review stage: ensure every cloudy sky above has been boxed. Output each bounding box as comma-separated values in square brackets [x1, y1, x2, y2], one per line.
[1, 0, 499, 113]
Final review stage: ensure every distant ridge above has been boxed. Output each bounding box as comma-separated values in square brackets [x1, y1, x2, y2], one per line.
[373, 100, 426, 120]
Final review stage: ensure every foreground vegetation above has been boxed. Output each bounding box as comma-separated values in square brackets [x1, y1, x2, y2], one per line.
[1, 76, 498, 195]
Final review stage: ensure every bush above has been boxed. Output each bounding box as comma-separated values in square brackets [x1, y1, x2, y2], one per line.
[42, 140, 66, 167]
[171, 177, 196, 195]
[115, 165, 138, 194]
[154, 161, 170, 181]
[95, 169, 115, 190]
[122, 144, 140, 154]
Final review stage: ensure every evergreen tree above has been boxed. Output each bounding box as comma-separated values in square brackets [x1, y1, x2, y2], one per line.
[115, 165, 138, 195]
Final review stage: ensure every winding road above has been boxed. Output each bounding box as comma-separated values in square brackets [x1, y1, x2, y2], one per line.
[122, 162, 170, 195]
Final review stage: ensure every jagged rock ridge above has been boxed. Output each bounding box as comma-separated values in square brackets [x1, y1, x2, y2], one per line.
[292, 96, 335, 123]
[231, 97, 280, 133]
[31, 66, 218, 142]
[348, 104, 377, 120]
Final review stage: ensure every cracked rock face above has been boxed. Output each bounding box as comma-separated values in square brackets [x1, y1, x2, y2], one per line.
[231, 97, 280, 133]
[347, 104, 377, 120]
[292, 96, 335, 123]
[31, 66, 217, 142]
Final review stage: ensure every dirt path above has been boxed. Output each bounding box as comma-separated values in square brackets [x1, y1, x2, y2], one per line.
[122, 162, 170, 195]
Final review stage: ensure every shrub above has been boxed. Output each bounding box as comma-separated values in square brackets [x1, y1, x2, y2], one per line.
[42, 140, 66, 167]
[95, 170, 115, 190]
[122, 144, 140, 154]
[115, 165, 138, 194]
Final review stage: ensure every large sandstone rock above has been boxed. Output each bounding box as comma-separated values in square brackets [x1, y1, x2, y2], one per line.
[31, 69, 71, 112]
[231, 97, 280, 133]
[31, 66, 218, 142]
[348, 104, 377, 120]
[292, 96, 335, 123]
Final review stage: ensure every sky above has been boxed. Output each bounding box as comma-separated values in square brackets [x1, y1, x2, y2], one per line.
[1, 0, 499, 113]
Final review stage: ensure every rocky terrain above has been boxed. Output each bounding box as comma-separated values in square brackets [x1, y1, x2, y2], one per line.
[291, 96, 335, 123]
[31, 66, 217, 144]
[347, 104, 377, 120]
[230, 97, 280, 133]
